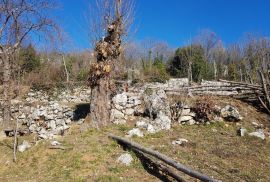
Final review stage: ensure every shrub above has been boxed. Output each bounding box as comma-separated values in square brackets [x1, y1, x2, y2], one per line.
[193, 96, 215, 122]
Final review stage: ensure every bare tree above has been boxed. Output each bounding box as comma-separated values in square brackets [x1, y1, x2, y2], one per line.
[86, 0, 134, 128]
[0, 0, 59, 129]
[194, 29, 219, 60]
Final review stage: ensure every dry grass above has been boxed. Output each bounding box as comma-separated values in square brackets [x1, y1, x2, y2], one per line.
[0, 98, 269, 182]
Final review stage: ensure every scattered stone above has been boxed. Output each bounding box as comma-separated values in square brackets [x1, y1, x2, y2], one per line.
[18, 140, 31, 152]
[186, 119, 196, 125]
[172, 138, 188, 145]
[220, 105, 243, 122]
[252, 122, 259, 127]
[117, 153, 133, 166]
[127, 128, 143, 137]
[179, 116, 193, 122]
[238, 128, 247, 137]
[249, 130, 265, 140]
[51, 141, 61, 146]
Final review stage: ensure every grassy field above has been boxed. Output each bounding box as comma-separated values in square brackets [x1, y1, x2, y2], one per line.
[0, 98, 269, 182]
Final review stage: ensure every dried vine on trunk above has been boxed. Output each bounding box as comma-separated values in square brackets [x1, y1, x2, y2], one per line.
[88, 1, 124, 127]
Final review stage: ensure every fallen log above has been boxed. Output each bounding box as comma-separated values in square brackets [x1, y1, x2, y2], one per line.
[134, 149, 187, 182]
[218, 79, 262, 88]
[109, 134, 219, 182]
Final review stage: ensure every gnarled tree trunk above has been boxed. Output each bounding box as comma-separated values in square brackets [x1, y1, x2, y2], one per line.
[87, 0, 126, 128]
[89, 79, 111, 128]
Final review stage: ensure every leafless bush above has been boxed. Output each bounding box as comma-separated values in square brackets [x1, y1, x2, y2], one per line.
[193, 96, 216, 122]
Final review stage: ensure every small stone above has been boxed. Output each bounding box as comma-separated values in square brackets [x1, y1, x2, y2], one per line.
[51, 140, 61, 146]
[179, 116, 193, 122]
[111, 109, 125, 120]
[186, 119, 196, 125]
[238, 128, 247, 137]
[180, 109, 190, 116]
[117, 153, 133, 166]
[136, 120, 148, 129]
[18, 140, 31, 152]
[18, 114, 26, 119]
[114, 104, 124, 111]
[172, 138, 188, 145]
[124, 108, 135, 116]
[65, 119, 72, 124]
[113, 119, 126, 125]
[48, 120, 56, 130]
[252, 122, 259, 127]
[29, 124, 37, 132]
[127, 128, 143, 137]
[147, 124, 156, 133]
[112, 93, 128, 106]
[249, 130, 265, 140]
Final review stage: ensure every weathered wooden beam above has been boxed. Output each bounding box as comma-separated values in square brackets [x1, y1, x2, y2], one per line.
[259, 71, 270, 109]
[109, 134, 219, 182]
[134, 149, 187, 182]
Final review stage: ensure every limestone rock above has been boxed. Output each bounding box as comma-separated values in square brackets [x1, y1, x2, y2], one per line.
[220, 105, 243, 122]
[112, 93, 128, 106]
[180, 109, 191, 116]
[51, 140, 61, 146]
[18, 140, 31, 152]
[152, 112, 171, 130]
[172, 138, 188, 145]
[124, 108, 135, 116]
[249, 130, 265, 140]
[111, 109, 125, 120]
[186, 119, 196, 125]
[127, 128, 143, 137]
[143, 89, 171, 130]
[179, 116, 193, 122]
[117, 153, 133, 166]
[238, 128, 247, 137]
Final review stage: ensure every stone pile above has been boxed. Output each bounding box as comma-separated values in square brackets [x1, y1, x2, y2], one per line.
[9, 101, 74, 140]
[126, 89, 173, 135]
[145, 78, 189, 90]
[25, 87, 91, 103]
[171, 103, 196, 125]
[110, 92, 142, 124]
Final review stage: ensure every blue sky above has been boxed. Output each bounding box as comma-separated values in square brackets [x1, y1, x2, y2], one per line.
[58, 0, 270, 50]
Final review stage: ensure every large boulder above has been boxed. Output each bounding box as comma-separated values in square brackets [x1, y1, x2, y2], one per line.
[220, 105, 243, 122]
[143, 89, 172, 130]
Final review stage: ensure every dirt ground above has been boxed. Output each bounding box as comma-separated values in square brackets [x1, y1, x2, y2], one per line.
[0, 97, 269, 182]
